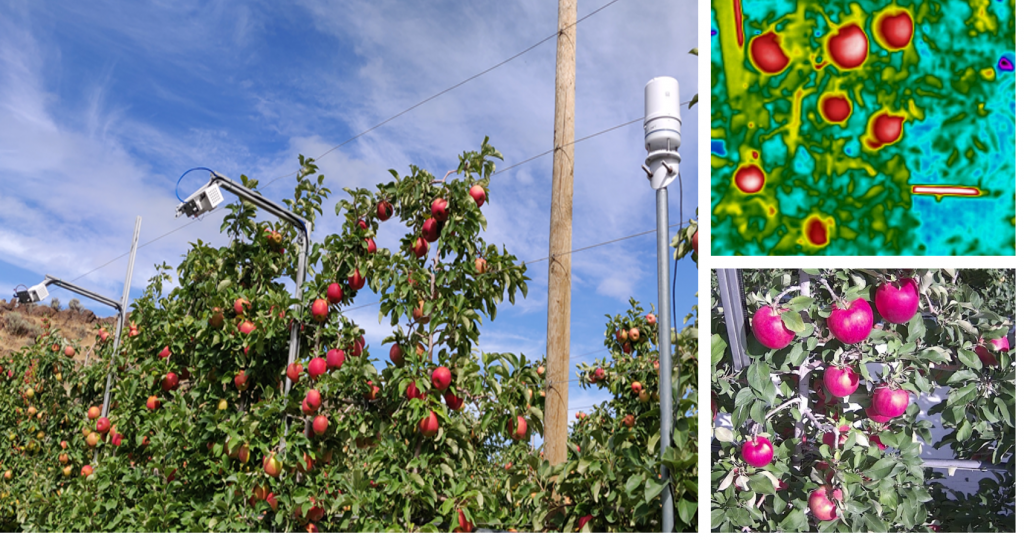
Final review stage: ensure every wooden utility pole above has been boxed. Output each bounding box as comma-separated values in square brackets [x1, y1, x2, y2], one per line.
[543, 0, 576, 466]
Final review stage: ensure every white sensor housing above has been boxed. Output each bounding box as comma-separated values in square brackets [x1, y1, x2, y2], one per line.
[15, 283, 49, 304]
[643, 77, 681, 190]
[177, 183, 224, 218]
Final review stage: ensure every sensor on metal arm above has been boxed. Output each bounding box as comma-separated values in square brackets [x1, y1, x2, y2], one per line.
[176, 181, 225, 218]
[643, 77, 681, 190]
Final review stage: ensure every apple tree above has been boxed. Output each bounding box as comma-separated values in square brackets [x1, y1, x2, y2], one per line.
[710, 269, 1015, 532]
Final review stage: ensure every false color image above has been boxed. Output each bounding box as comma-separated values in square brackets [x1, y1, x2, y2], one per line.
[711, 0, 1015, 255]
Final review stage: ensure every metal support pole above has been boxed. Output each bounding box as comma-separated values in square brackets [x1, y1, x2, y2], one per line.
[655, 187, 674, 532]
[717, 269, 750, 371]
[282, 232, 309, 449]
[100, 216, 142, 420]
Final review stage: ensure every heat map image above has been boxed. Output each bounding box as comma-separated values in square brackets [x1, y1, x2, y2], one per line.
[711, 0, 1015, 255]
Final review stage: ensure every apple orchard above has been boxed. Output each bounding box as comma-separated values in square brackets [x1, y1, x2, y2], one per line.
[711, 269, 1015, 532]
[0, 141, 699, 532]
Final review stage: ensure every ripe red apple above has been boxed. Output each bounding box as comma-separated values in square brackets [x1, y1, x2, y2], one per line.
[376, 200, 393, 221]
[327, 283, 343, 305]
[808, 486, 842, 521]
[868, 434, 886, 450]
[88, 406, 101, 420]
[872, 387, 910, 417]
[628, 327, 640, 341]
[357, 219, 368, 230]
[234, 370, 249, 391]
[238, 320, 256, 335]
[312, 415, 329, 436]
[419, 411, 440, 438]
[308, 357, 327, 380]
[740, 436, 774, 467]
[96, 417, 111, 433]
[86, 432, 100, 447]
[631, 381, 642, 394]
[263, 454, 283, 478]
[751, 305, 795, 349]
[646, 313, 656, 326]
[591, 367, 606, 382]
[431, 198, 449, 222]
[266, 492, 279, 511]
[406, 381, 424, 400]
[875, 278, 919, 324]
[432, 366, 452, 392]
[349, 339, 364, 358]
[457, 508, 472, 533]
[326, 349, 345, 371]
[363, 237, 377, 255]
[349, 268, 365, 290]
[749, 31, 790, 73]
[234, 298, 250, 315]
[301, 398, 314, 416]
[508, 415, 528, 441]
[865, 405, 892, 423]
[828, 24, 868, 69]
[146, 396, 160, 410]
[870, 113, 904, 146]
[537, 366, 545, 376]
[474, 258, 487, 274]
[422, 218, 441, 243]
[306, 389, 322, 411]
[64, 346, 75, 358]
[827, 298, 873, 344]
[469, 185, 486, 207]
[976, 336, 1010, 367]
[311, 298, 329, 323]
[81, 465, 94, 477]
[823, 366, 859, 397]
[822, 425, 850, 447]
[285, 362, 304, 384]
[692, 230, 698, 251]
[158, 346, 171, 359]
[59, 453, 69, 464]
[209, 308, 224, 329]
[389, 343, 404, 366]
[577, 514, 593, 530]
[622, 414, 636, 427]
[444, 390, 464, 411]
[363, 381, 380, 400]
[412, 237, 430, 258]
[162, 372, 179, 392]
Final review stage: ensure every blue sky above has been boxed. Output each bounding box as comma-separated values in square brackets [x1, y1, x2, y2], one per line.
[0, 0, 698, 443]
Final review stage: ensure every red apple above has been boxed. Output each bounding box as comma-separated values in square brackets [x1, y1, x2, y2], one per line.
[286, 362, 304, 384]
[308, 357, 327, 380]
[591, 367, 606, 382]
[976, 336, 1010, 367]
[64, 346, 75, 358]
[311, 299, 329, 323]
[457, 508, 472, 533]
[146, 395, 160, 410]
[474, 258, 487, 274]
[349, 268, 365, 290]
[692, 230, 698, 251]
[872, 387, 910, 417]
[419, 411, 440, 438]
[162, 372, 179, 392]
[877, 11, 914, 50]
[646, 313, 656, 325]
[508, 415, 528, 441]
[631, 381, 642, 394]
[820, 94, 852, 123]
[412, 237, 430, 258]
[313, 415, 329, 436]
[740, 436, 774, 467]
[263, 454, 283, 478]
[752, 305, 795, 349]
[158, 346, 171, 359]
[376, 200, 393, 221]
[622, 414, 636, 427]
[422, 218, 441, 243]
[365, 238, 377, 254]
[431, 198, 449, 222]
[868, 434, 886, 450]
[234, 298, 250, 315]
[96, 417, 111, 433]
[81, 465, 94, 477]
[808, 486, 842, 521]
[827, 298, 873, 344]
[238, 320, 256, 335]
[406, 381, 424, 400]
[327, 283, 343, 305]
[390, 344, 404, 366]
[357, 219, 368, 230]
[734, 164, 766, 194]
[234, 370, 249, 391]
[875, 278, 919, 324]
[88, 406, 101, 420]
[822, 425, 850, 447]
[823, 366, 859, 397]
[628, 327, 640, 341]
[325, 349, 345, 371]
[865, 405, 892, 423]
[469, 185, 486, 207]
[306, 389, 322, 411]
[431, 366, 452, 392]
[444, 390, 464, 411]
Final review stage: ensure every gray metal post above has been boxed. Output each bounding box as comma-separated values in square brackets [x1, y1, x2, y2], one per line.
[282, 230, 309, 448]
[656, 187, 674, 532]
[101, 216, 141, 419]
[717, 269, 751, 371]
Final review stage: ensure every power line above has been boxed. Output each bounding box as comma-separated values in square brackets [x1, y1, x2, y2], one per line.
[262, 0, 627, 189]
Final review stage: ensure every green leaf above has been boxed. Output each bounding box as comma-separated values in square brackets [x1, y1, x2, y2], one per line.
[780, 310, 805, 333]
[784, 295, 813, 311]
[644, 478, 666, 504]
[958, 348, 982, 370]
[625, 473, 643, 495]
[711, 334, 727, 364]
[779, 508, 809, 531]
[747, 360, 773, 399]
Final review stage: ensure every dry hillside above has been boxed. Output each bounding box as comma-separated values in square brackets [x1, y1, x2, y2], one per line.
[0, 298, 119, 362]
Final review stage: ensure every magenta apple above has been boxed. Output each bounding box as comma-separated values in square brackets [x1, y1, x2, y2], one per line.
[823, 365, 859, 397]
[874, 278, 919, 324]
[871, 387, 910, 417]
[808, 486, 842, 521]
[751, 305, 795, 349]
[740, 436, 774, 467]
[827, 298, 873, 344]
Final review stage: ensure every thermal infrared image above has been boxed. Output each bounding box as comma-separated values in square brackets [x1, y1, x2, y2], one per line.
[711, 0, 1015, 255]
